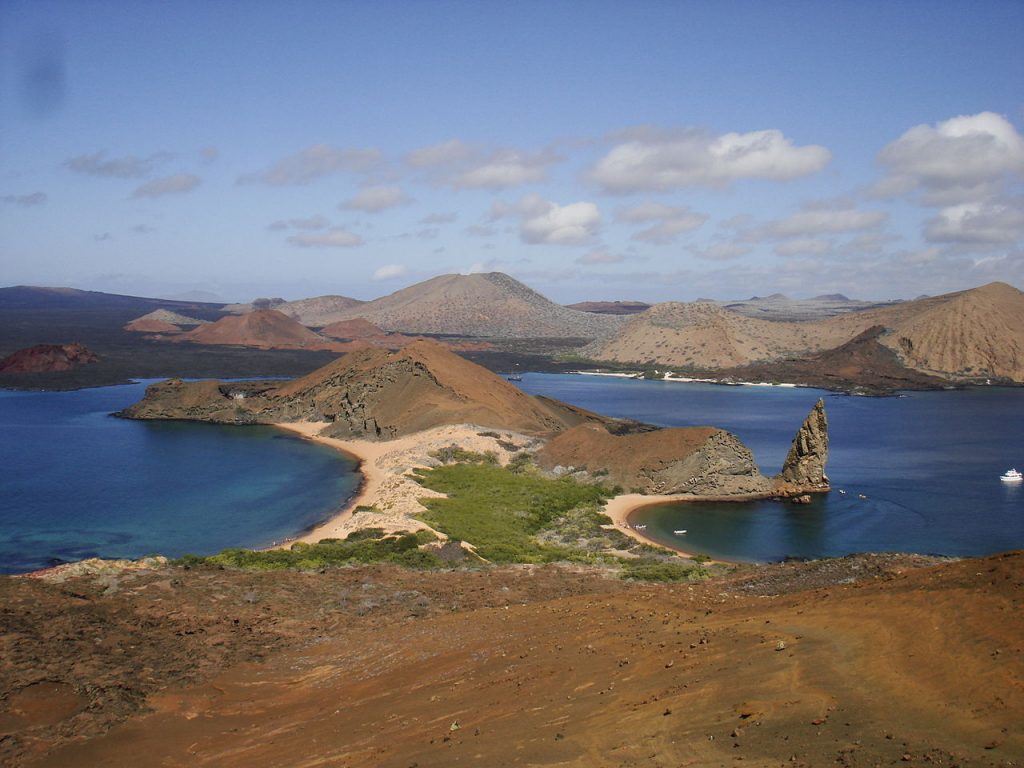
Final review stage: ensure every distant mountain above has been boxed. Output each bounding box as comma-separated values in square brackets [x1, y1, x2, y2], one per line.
[0, 286, 222, 314]
[715, 293, 892, 321]
[175, 309, 341, 350]
[276, 295, 367, 327]
[565, 301, 651, 316]
[124, 309, 207, 333]
[324, 273, 625, 339]
[319, 318, 389, 340]
[585, 302, 838, 369]
[587, 282, 1024, 384]
[120, 339, 610, 439]
[824, 281, 1024, 382]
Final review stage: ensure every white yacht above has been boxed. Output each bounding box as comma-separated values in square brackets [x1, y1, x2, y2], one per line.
[1000, 468, 1023, 482]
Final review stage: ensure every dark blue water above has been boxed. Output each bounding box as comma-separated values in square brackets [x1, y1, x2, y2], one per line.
[517, 374, 1024, 562]
[0, 382, 360, 574]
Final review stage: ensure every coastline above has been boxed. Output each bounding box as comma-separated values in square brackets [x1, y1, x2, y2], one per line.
[271, 422, 539, 546]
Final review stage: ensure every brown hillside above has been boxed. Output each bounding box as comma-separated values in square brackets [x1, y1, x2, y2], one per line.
[123, 309, 207, 333]
[324, 272, 624, 339]
[120, 339, 611, 439]
[586, 302, 837, 369]
[878, 282, 1023, 381]
[276, 295, 367, 326]
[590, 282, 1024, 384]
[175, 309, 341, 350]
[319, 317, 388, 339]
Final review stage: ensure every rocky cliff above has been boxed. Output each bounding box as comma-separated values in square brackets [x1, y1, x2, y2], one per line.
[536, 422, 772, 496]
[774, 399, 829, 493]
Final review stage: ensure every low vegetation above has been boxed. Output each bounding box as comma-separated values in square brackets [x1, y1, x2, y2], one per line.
[177, 530, 443, 570]
[179, 459, 707, 582]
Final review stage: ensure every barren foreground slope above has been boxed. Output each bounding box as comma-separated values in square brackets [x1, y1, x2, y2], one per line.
[3, 552, 1021, 767]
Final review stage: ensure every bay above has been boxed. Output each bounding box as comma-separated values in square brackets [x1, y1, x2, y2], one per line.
[516, 374, 1024, 562]
[0, 382, 360, 574]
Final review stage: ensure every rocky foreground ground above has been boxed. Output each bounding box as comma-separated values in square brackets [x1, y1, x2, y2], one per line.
[2, 552, 1021, 767]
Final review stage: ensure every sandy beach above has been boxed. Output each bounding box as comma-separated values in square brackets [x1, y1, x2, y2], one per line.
[273, 422, 542, 545]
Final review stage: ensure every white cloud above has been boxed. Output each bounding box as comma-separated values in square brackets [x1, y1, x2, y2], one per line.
[372, 264, 408, 280]
[287, 228, 363, 248]
[239, 144, 381, 185]
[690, 242, 752, 261]
[747, 202, 888, 240]
[420, 212, 458, 225]
[617, 202, 707, 244]
[924, 198, 1024, 244]
[340, 185, 411, 212]
[576, 250, 625, 265]
[2, 191, 47, 206]
[876, 112, 1024, 205]
[405, 139, 558, 189]
[405, 139, 475, 168]
[65, 151, 173, 178]
[774, 238, 833, 257]
[494, 193, 601, 245]
[589, 126, 831, 193]
[131, 173, 201, 198]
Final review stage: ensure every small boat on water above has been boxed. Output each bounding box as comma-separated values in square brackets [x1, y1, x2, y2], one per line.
[1000, 468, 1023, 482]
[673, 530, 687, 535]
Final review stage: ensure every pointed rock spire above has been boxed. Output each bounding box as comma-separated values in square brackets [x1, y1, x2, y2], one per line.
[776, 399, 829, 491]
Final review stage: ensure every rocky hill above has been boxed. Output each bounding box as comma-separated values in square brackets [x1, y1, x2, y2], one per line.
[853, 281, 1024, 382]
[123, 309, 207, 333]
[319, 318, 391, 340]
[173, 309, 342, 351]
[537, 399, 829, 497]
[585, 302, 838, 369]
[713, 293, 896, 321]
[588, 282, 1024, 384]
[0, 343, 98, 373]
[119, 339, 611, 439]
[275, 295, 367, 327]
[324, 272, 625, 339]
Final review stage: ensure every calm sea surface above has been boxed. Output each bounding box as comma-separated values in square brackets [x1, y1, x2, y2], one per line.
[516, 374, 1024, 562]
[0, 382, 360, 574]
[3, 375, 1022, 572]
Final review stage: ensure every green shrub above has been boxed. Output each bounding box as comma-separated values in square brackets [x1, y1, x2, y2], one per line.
[620, 558, 708, 582]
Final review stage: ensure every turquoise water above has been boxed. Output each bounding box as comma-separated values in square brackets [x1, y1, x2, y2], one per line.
[0, 382, 360, 574]
[517, 374, 1024, 562]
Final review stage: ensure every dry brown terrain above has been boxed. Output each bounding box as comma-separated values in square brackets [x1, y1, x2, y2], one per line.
[3, 552, 1021, 767]
[119, 339, 617, 439]
[172, 309, 346, 351]
[123, 309, 207, 333]
[324, 272, 625, 339]
[588, 282, 1024, 383]
[586, 301, 839, 369]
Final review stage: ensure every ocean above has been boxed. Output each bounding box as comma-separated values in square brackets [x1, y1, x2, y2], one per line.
[2, 375, 1022, 572]
[0, 381, 360, 574]
[516, 374, 1024, 562]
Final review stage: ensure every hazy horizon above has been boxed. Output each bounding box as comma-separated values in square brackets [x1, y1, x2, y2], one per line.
[2, 1, 1022, 304]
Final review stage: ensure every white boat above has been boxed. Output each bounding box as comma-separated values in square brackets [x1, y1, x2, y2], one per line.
[1000, 468, 1023, 482]
[673, 530, 687, 535]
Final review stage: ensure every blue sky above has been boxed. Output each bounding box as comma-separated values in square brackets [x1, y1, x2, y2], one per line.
[1, 0, 1022, 303]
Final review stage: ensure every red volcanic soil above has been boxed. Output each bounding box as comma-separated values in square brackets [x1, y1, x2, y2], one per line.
[0, 343, 98, 373]
[123, 318, 180, 333]
[174, 309, 344, 350]
[320, 317, 389, 339]
[3, 552, 1021, 766]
